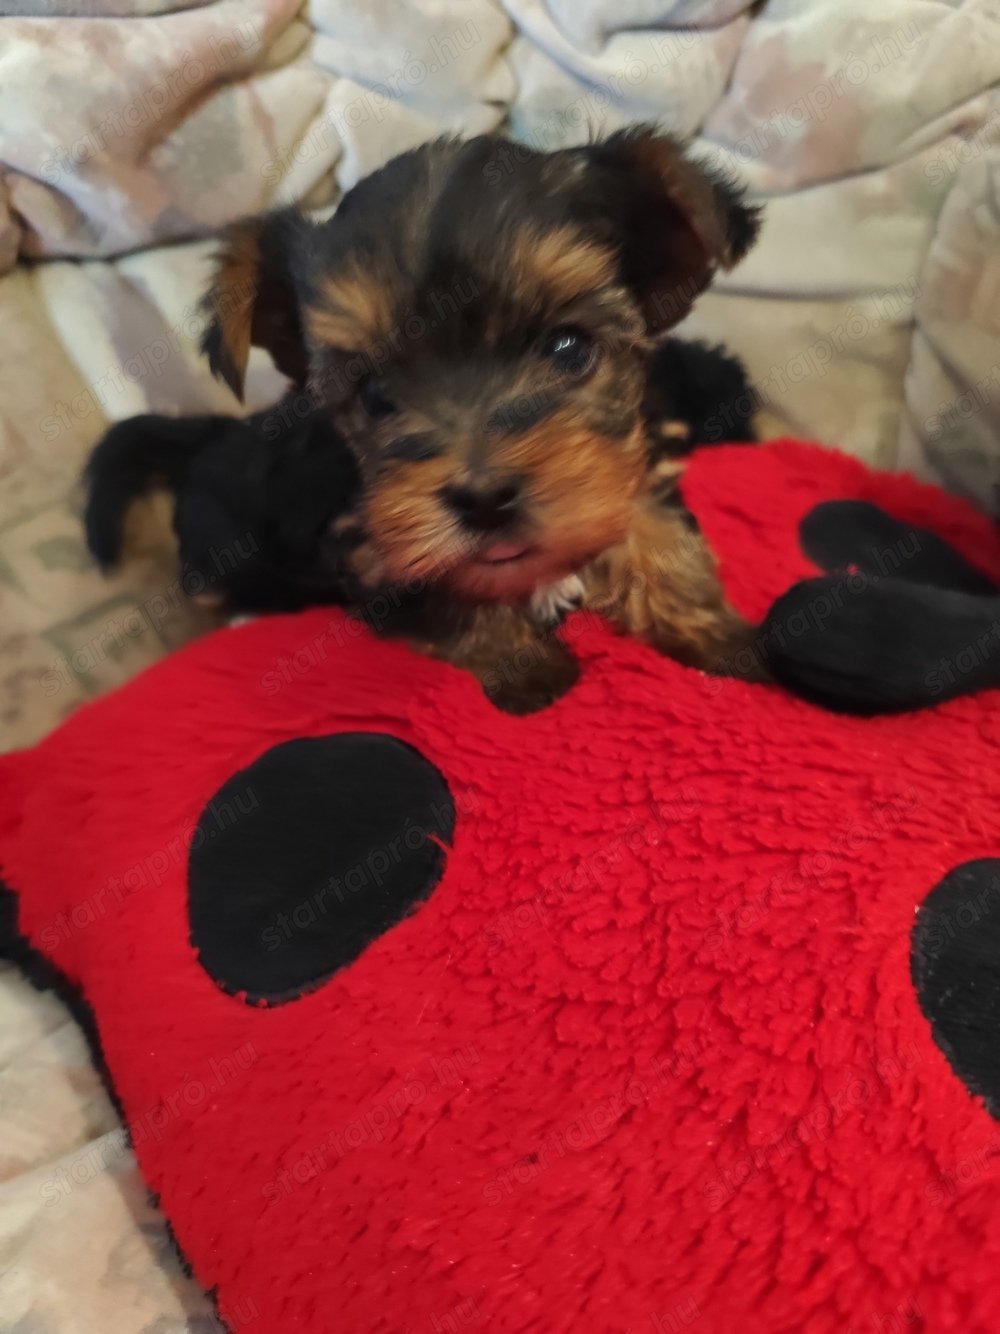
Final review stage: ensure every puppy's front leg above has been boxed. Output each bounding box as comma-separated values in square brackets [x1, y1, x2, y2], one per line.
[410, 605, 580, 716]
[338, 522, 579, 714]
[585, 480, 766, 679]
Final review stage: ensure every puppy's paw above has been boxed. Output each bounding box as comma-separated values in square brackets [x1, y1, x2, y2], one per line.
[530, 575, 585, 629]
[481, 642, 581, 715]
[765, 575, 1000, 713]
[801, 500, 997, 595]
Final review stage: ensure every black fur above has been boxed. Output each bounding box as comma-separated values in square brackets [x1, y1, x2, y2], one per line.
[85, 414, 234, 569]
[644, 337, 757, 449]
[707, 170, 763, 266]
[84, 401, 361, 613]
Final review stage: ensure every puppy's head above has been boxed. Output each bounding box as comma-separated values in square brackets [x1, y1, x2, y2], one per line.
[203, 129, 759, 600]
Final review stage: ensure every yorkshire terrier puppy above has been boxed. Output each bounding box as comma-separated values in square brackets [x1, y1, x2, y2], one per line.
[91, 128, 763, 712]
[84, 336, 755, 614]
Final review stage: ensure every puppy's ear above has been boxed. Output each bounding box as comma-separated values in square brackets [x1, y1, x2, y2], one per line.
[589, 127, 760, 333]
[201, 209, 314, 401]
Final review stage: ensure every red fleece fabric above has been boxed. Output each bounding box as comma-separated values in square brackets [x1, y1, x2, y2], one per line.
[3, 439, 1000, 1333]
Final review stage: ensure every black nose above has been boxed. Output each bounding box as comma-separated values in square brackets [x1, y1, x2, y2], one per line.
[442, 479, 522, 532]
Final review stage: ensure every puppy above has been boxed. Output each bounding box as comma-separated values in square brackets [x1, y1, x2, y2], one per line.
[84, 335, 756, 620]
[95, 129, 764, 711]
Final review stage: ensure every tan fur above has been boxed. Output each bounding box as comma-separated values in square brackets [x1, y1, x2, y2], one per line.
[510, 226, 619, 312]
[481, 411, 645, 584]
[361, 406, 646, 600]
[653, 420, 691, 445]
[582, 489, 760, 674]
[204, 222, 260, 389]
[409, 603, 581, 715]
[361, 455, 469, 585]
[307, 267, 397, 351]
[407, 467, 763, 711]
[328, 512, 386, 587]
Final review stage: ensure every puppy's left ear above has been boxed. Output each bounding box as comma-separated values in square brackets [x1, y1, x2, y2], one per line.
[200, 208, 315, 400]
[590, 127, 760, 333]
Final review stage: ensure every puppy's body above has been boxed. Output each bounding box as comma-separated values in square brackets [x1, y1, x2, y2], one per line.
[86, 336, 759, 704]
[89, 130, 765, 712]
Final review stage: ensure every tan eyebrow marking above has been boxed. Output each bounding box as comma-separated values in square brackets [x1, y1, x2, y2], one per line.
[306, 265, 396, 350]
[510, 225, 619, 311]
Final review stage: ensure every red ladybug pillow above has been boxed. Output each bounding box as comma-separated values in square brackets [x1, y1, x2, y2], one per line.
[4, 439, 1000, 1333]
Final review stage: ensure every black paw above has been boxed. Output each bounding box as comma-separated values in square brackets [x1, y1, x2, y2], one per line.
[764, 575, 1000, 713]
[801, 500, 997, 595]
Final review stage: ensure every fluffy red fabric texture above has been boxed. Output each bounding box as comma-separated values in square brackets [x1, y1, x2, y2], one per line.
[3, 439, 1000, 1333]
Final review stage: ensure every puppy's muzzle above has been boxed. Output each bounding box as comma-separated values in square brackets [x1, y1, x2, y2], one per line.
[441, 477, 523, 534]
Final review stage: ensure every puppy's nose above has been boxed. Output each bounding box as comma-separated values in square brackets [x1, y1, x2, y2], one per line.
[442, 478, 522, 532]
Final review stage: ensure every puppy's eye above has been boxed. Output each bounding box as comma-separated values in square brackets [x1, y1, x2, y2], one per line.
[542, 326, 596, 377]
[358, 374, 397, 419]
[383, 434, 441, 464]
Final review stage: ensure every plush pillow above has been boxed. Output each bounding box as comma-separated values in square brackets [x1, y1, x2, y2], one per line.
[3, 439, 1000, 1333]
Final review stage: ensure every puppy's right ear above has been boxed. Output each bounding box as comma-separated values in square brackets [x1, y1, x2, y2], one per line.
[201, 209, 314, 401]
[586, 128, 761, 334]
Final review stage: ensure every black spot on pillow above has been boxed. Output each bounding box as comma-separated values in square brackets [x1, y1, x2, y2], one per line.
[912, 859, 1000, 1115]
[188, 733, 454, 1004]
